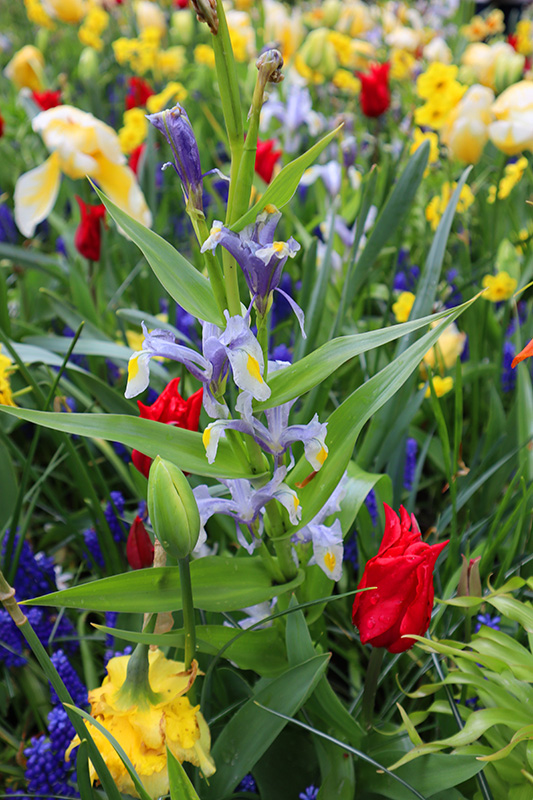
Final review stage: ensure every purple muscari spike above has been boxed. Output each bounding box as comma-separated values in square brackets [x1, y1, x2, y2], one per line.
[104, 644, 133, 666]
[236, 773, 258, 793]
[475, 613, 501, 633]
[299, 786, 319, 800]
[0, 204, 19, 244]
[83, 527, 105, 569]
[104, 491, 127, 542]
[404, 437, 418, 491]
[49, 650, 88, 708]
[365, 488, 378, 527]
[502, 340, 517, 393]
[24, 735, 77, 799]
[200, 210, 302, 324]
[0, 609, 26, 667]
[104, 611, 119, 659]
[112, 440, 130, 462]
[1, 534, 57, 600]
[48, 705, 77, 757]
[343, 532, 358, 570]
[147, 104, 203, 210]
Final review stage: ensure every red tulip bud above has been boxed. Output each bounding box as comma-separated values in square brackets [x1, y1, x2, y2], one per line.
[126, 516, 154, 569]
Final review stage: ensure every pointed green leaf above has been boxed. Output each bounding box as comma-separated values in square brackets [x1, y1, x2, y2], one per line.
[167, 748, 201, 800]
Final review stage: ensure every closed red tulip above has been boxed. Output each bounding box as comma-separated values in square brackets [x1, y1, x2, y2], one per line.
[74, 196, 106, 261]
[126, 515, 154, 569]
[352, 504, 448, 653]
[125, 77, 154, 110]
[358, 62, 391, 118]
[132, 378, 203, 478]
[255, 138, 282, 183]
[32, 89, 62, 111]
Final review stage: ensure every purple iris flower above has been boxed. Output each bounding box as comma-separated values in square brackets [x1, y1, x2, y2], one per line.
[200, 208, 303, 330]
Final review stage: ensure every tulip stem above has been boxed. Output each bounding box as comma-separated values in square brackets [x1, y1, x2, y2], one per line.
[179, 555, 196, 672]
[361, 647, 385, 731]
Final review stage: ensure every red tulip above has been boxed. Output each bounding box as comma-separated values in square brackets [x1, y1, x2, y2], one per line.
[125, 77, 154, 110]
[126, 515, 154, 569]
[32, 90, 62, 111]
[132, 378, 203, 479]
[255, 138, 282, 183]
[0, 112, 4, 138]
[352, 504, 448, 653]
[358, 62, 391, 118]
[512, 337, 533, 368]
[74, 196, 106, 261]
[129, 143, 146, 176]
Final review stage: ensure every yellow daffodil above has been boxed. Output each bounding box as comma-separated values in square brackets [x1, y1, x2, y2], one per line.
[24, 0, 54, 29]
[461, 15, 489, 42]
[416, 63, 459, 101]
[14, 105, 152, 238]
[67, 649, 215, 799]
[420, 375, 454, 398]
[119, 108, 148, 155]
[390, 49, 415, 81]
[392, 291, 415, 323]
[487, 156, 528, 203]
[332, 69, 361, 94]
[4, 45, 45, 92]
[421, 322, 466, 377]
[425, 182, 474, 231]
[482, 271, 517, 302]
[410, 128, 439, 172]
[42, 0, 86, 23]
[440, 84, 494, 164]
[0, 347, 16, 407]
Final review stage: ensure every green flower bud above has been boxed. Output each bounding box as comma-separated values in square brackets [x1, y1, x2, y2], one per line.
[457, 555, 482, 598]
[299, 28, 338, 79]
[147, 456, 200, 560]
[78, 47, 99, 83]
[494, 51, 526, 94]
[322, 0, 341, 28]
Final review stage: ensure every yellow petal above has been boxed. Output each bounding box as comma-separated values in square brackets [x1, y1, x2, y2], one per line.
[14, 152, 61, 238]
[93, 155, 152, 228]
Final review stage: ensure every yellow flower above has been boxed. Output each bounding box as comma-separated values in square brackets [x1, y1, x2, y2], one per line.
[119, 108, 148, 154]
[410, 128, 439, 171]
[194, 44, 215, 68]
[489, 81, 533, 154]
[0, 347, 16, 407]
[421, 322, 466, 376]
[332, 69, 361, 94]
[24, 0, 55, 28]
[14, 105, 152, 238]
[4, 45, 45, 92]
[426, 182, 474, 230]
[488, 156, 528, 203]
[42, 0, 86, 23]
[83, 6, 109, 35]
[485, 8, 505, 36]
[135, 0, 166, 35]
[392, 291, 415, 323]
[462, 41, 517, 90]
[416, 63, 459, 101]
[461, 16, 489, 42]
[263, 0, 304, 60]
[515, 19, 533, 56]
[157, 46, 186, 77]
[390, 49, 415, 81]
[440, 84, 494, 164]
[146, 82, 187, 113]
[420, 375, 454, 398]
[79, 27, 103, 51]
[113, 37, 138, 66]
[482, 271, 517, 302]
[67, 650, 215, 799]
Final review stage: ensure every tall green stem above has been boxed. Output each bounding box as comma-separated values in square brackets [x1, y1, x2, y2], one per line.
[361, 647, 385, 731]
[179, 555, 196, 671]
[194, 213, 230, 316]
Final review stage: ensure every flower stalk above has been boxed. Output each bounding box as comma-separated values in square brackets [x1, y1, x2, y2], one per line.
[179, 555, 196, 672]
[361, 646, 385, 731]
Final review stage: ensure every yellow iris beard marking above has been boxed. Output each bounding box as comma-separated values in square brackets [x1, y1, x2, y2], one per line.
[272, 241, 285, 253]
[316, 446, 328, 465]
[264, 203, 277, 214]
[247, 354, 263, 382]
[324, 552, 336, 572]
[128, 356, 139, 380]
[202, 428, 211, 448]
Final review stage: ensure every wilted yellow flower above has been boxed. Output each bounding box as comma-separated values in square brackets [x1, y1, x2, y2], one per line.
[4, 45, 45, 92]
[421, 322, 466, 376]
[392, 291, 415, 323]
[14, 105, 151, 237]
[0, 347, 16, 407]
[42, 0, 86, 23]
[146, 82, 187, 113]
[66, 650, 215, 799]
[420, 375, 454, 398]
[482, 270, 517, 301]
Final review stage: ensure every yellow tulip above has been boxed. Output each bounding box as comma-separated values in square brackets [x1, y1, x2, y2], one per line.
[4, 45, 45, 92]
[135, 0, 166, 36]
[440, 84, 495, 164]
[14, 105, 151, 238]
[42, 0, 86, 23]
[461, 41, 516, 90]
[66, 650, 215, 799]
[489, 80, 533, 155]
[421, 322, 466, 376]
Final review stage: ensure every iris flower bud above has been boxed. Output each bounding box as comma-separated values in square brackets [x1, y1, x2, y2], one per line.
[147, 456, 201, 559]
[190, 0, 218, 34]
[146, 104, 203, 212]
[457, 555, 482, 598]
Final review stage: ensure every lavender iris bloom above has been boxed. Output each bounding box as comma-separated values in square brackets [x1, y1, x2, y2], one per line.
[201, 207, 303, 331]
[193, 466, 301, 553]
[203, 387, 328, 473]
[146, 104, 203, 210]
[125, 312, 270, 418]
[261, 84, 324, 153]
[292, 474, 347, 581]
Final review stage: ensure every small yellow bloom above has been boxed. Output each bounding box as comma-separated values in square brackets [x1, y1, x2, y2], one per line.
[67, 650, 215, 799]
[392, 291, 415, 323]
[42, 0, 86, 23]
[157, 46, 186, 78]
[0, 347, 16, 407]
[416, 63, 459, 101]
[515, 19, 533, 56]
[78, 27, 103, 51]
[485, 9, 505, 36]
[390, 49, 415, 81]
[194, 44, 215, 68]
[410, 128, 439, 171]
[118, 108, 148, 155]
[24, 0, 54, 28]
[461, 16, 489, 42]
[421, 322, 466, 376]
[4, 45, 45, 92]
[482, 270, 518, 302]
[425, 182, 474, 231]
[420, 375, 454, 398]
[146, 82, 187, 113]
[135, 0, 166, 35]
[332, 69, 361, 94]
